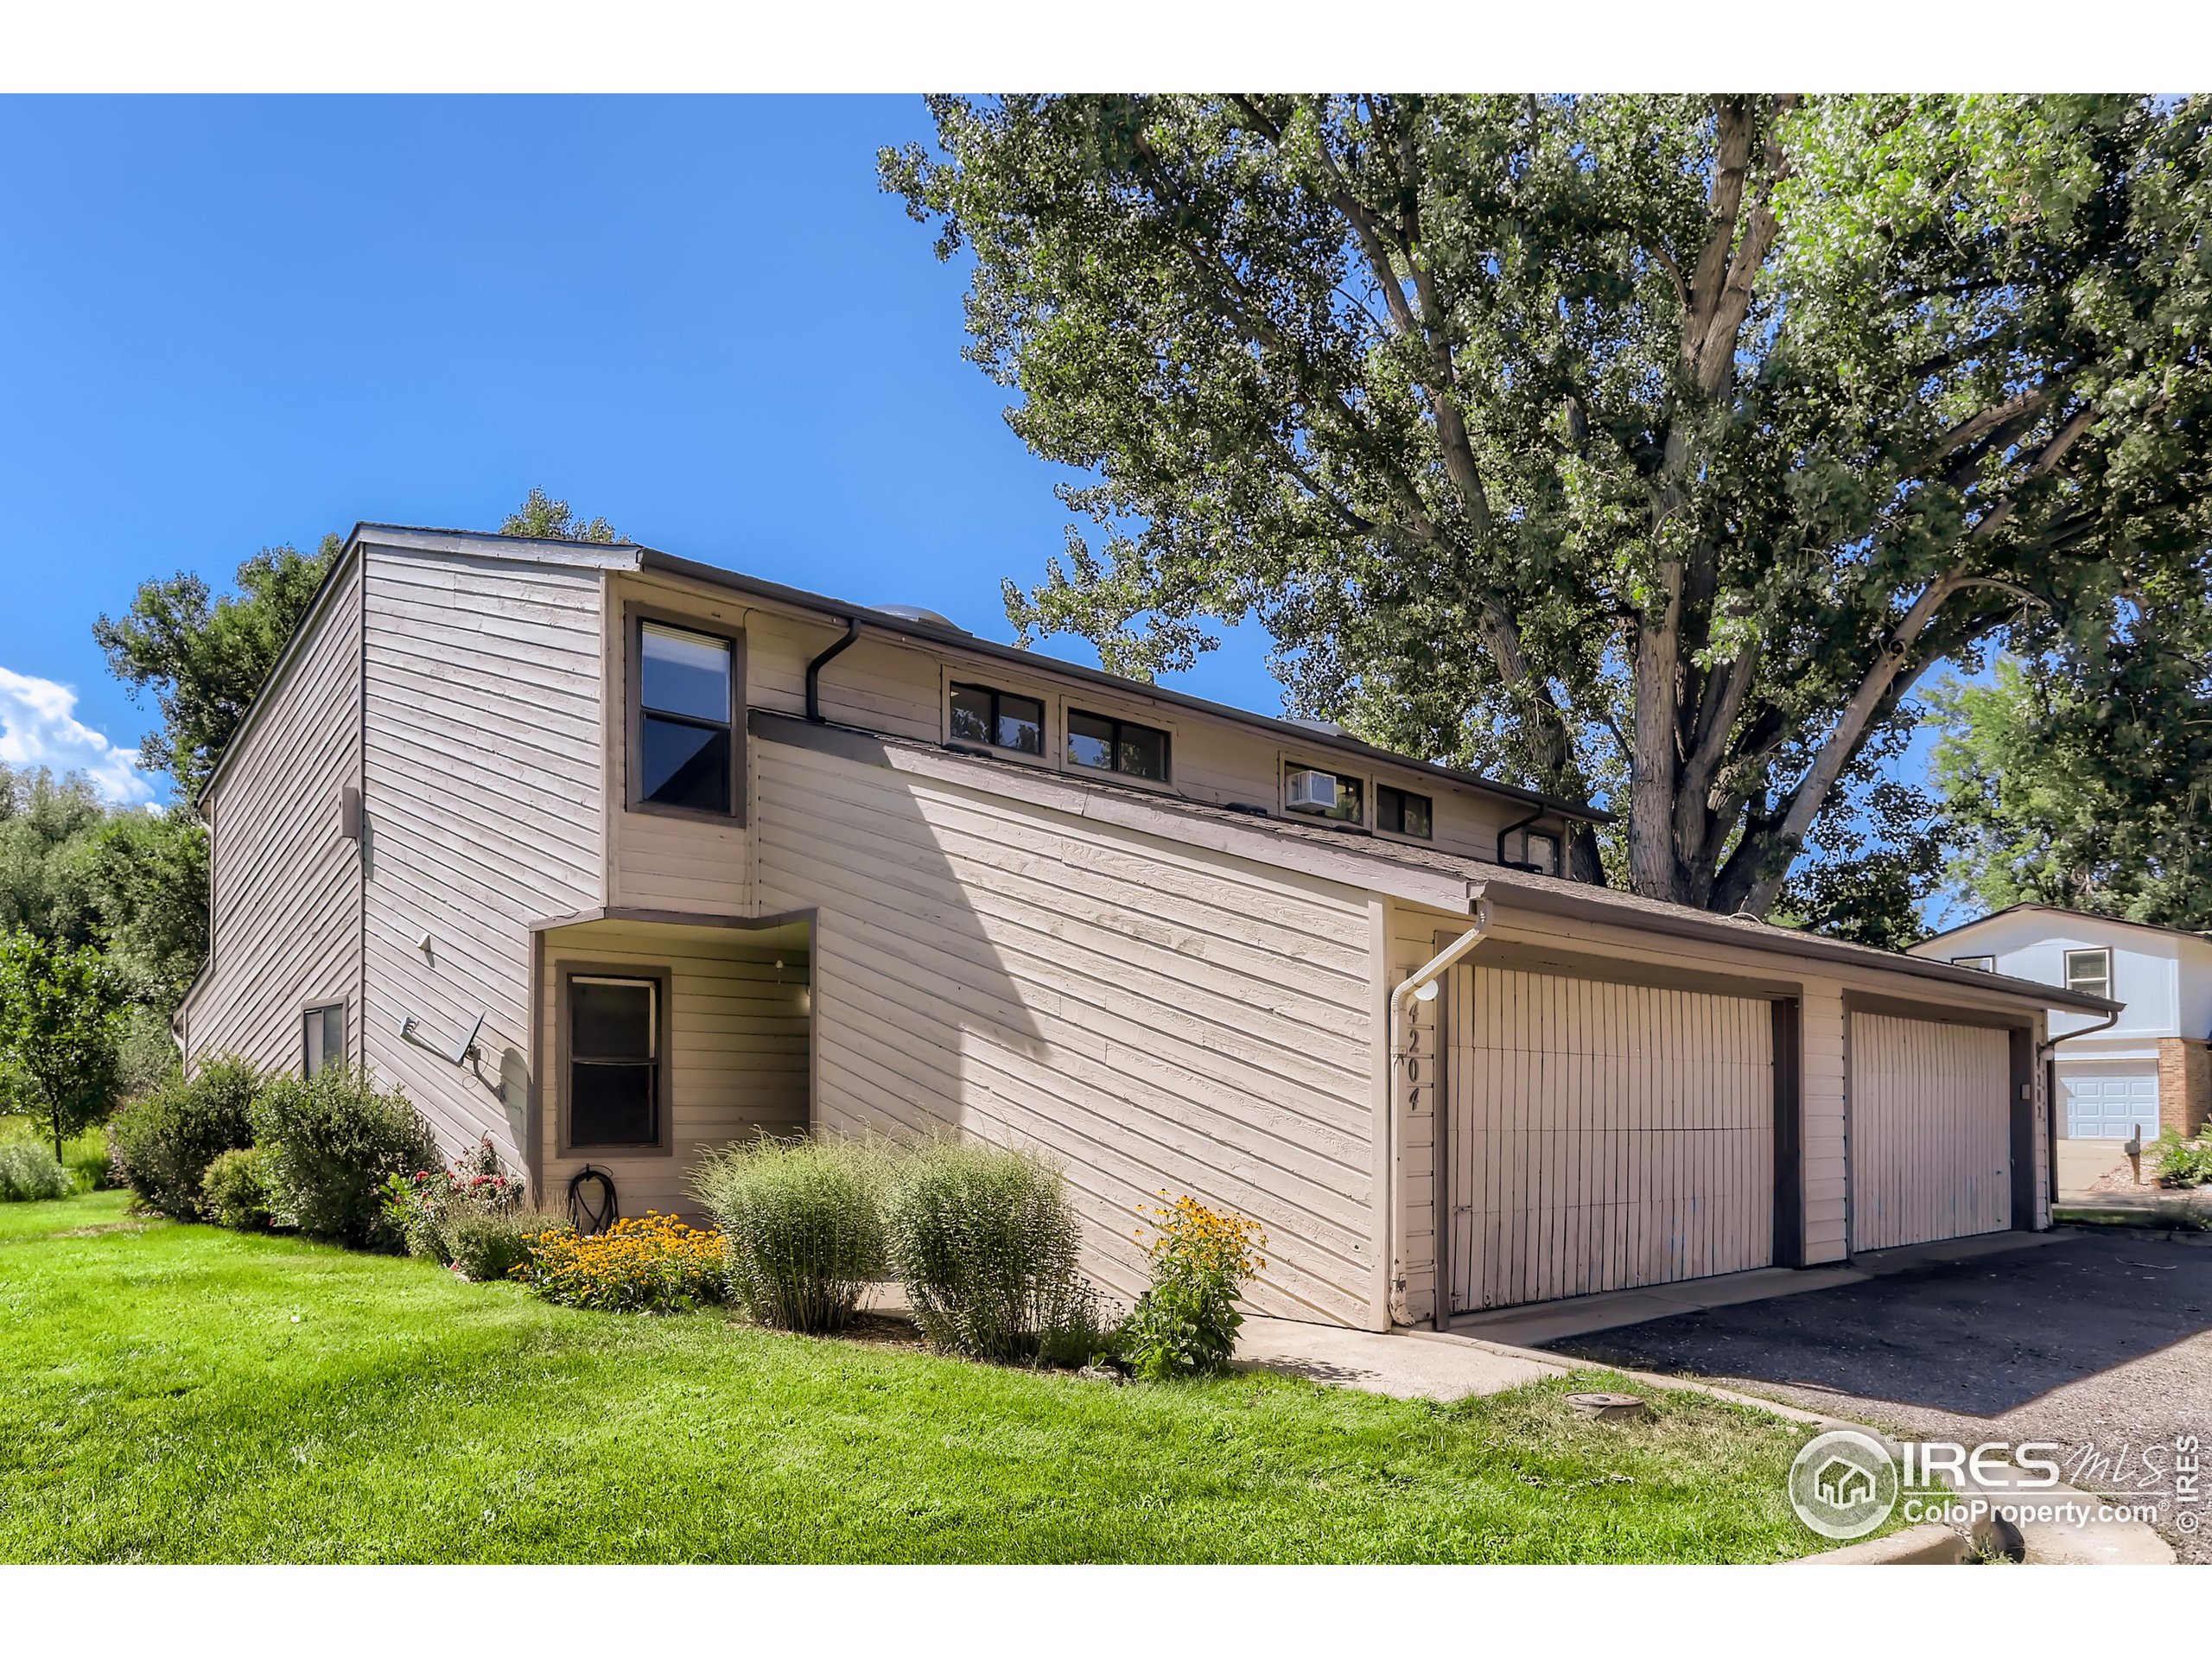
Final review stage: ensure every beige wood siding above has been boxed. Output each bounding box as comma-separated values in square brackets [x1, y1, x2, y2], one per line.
[184, 553, 364, 1075]
[1848, 1013, 2012, 1251]
[358, 543, 607, 1168]
[1446, 964, 1774, 1312]
[753, 734, 1377, 1325]
[539, 920, 810, 1217]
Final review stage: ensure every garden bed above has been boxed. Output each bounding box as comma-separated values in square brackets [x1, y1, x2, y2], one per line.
[5, 1192, 1846, 1564]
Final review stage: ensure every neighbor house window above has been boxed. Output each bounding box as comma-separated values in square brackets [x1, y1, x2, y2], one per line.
[1952, 955, 1997, 972]
[2064, 948, 2113, 1001]
[636, 620, 736, 815]
[302, 1003, 345, 1077]
[1377, 784, 1433, 839]
[949, 682, 1044, 755]
[1522, 831, 1561, 876]
[1069, 709, 1170, 782]
[567, 975, 662, 1148]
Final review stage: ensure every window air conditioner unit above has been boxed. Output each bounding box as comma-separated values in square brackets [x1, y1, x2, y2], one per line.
[1285, 768, 1338, 814]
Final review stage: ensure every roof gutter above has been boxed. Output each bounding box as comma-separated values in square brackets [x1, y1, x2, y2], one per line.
[1384, 891, 1493, 1328]
[804, 616, 862, 723]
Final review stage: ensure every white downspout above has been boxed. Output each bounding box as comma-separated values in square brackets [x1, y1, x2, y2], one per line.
[1383, 891, 1491, 1327]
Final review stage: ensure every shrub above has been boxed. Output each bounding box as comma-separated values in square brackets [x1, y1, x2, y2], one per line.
[886, 1139, 1096, 1363]
[447, 1212, 535, 1283]
[251, 1065, 437, 1249]
[107, 1056, 263, 1218]
[0, 1141, 71, 1201]
[692, 1136, 887, 1332]
[1119, 1194, 1267, 1380]
[378, 1136, 529, 1263]
[515, 1211, 727, 1312]
[200, 1147, 274, 1230]
[2153, 1133, 2212, 1190]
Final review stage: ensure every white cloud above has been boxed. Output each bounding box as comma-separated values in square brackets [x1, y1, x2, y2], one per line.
[0, 667, 158, 805]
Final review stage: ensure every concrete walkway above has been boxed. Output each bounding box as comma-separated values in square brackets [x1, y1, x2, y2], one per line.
[1233, 1314, 1569, 1400]
[1446, 1230, 2063, 1347]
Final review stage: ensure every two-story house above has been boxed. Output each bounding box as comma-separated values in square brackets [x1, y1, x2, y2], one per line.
[175, 525, 2110, 1328]
[1911, 905, 2212, 1144]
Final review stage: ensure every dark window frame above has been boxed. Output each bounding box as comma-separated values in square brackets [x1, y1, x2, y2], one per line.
[557, 961, 675, 1157]
[1521, 830, 1562, 876]
[626, 603, 746, 825]
[301, 1001, 346, 1078]
[1285, 761, 1364, 824]
[947, 680, 1047, 759]
[1068, 708, 1173, 784]
[1376, 783, 1433, 841]
[2063, 947, 2113, 1002]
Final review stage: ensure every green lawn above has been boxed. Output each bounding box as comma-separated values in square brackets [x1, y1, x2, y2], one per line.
[3, 1192, 1834, 1563]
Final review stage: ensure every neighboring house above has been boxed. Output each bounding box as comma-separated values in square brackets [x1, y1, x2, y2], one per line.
[175, 525, 2113, 1329]
[1910, 905, 2212, 1143]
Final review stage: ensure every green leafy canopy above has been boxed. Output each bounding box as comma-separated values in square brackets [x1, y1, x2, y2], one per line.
[884, 95, 2212, 920]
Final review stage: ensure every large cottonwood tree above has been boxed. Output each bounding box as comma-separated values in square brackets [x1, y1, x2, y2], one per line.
[884, 94, 2212, 914]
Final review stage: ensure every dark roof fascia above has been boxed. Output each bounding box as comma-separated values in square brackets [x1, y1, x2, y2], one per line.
[632, 545, 1608, 825]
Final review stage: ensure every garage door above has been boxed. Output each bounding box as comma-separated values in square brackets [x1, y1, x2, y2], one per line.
[1445, 964, 1775, 1313]
[1849, 1013, 2012, 1253]
[2061, 1065, 2158, 1140]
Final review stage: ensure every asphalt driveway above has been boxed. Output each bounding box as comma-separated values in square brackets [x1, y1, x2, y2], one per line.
[1541, 1229, 2212, 1564]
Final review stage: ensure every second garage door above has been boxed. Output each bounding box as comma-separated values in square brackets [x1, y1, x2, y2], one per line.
[1445, 964, 1776, 1313]
[1849, 1012, 2012, 1252]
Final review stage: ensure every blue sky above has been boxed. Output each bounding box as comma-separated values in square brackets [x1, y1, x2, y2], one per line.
[0, 94, 1279, 806]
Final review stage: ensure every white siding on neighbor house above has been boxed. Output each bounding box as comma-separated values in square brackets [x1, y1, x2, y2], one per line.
[1910, 909, 2211, 1053]
[1848, 1013, 2012, 1250]
[1445, 965, 1775, 1313]
[751, 733, 1379, 1326]
[358, 543, 608, 1170]
[539, 919, 811, 1218]
[185, 553, 364, 1076]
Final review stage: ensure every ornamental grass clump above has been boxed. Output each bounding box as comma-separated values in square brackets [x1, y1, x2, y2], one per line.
[885, 1138, 1096, 1363]
[692, 1136, 887, 1333]
[515, 1212, 727, 1313]
[1119, 1193, 1266, 1380]
[0, 1141, 71, 1202]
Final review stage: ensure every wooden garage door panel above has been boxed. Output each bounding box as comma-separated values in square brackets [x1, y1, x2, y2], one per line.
[1448, 966, 1775, 1313]
[1849, 1014, 2011, 1253]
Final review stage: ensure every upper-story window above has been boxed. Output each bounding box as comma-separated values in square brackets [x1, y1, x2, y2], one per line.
[636, 620, 738, 817]
[2064, 947, 2113, 1002]
[1522, 830, 1561, 877]
[1952, 955, 1997, 972]
[950, 683, 1045, 756]
[1069, 709, 1170, 782]
[1376, 783, 1432, 839]
[1287, 765, 1364, 823]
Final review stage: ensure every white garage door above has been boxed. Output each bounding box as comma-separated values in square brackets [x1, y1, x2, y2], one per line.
[1445, 964, 1775, 1313]
[1849, 1013, 2012, 1253]
[2061, 1065, 2158, 1140]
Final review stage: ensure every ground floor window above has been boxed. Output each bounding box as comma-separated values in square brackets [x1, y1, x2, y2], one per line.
[567, 974, 664, 1147]
[302, 1002, 346, 1077]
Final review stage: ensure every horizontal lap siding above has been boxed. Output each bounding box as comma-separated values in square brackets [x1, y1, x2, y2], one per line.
[753, 738, 1377, 1326]
[542, 924, 810, 1218]
[360, 548, 606, 1173]
[188, 557, 365, 1075]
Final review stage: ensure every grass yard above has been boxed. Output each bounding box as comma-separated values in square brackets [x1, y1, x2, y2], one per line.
[4, 1192, 1838, 1563]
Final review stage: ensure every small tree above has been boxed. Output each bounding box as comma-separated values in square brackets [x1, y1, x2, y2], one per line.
[0, 931, 123, 1161]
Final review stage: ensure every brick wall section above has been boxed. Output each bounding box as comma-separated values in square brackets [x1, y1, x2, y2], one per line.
[2156, 1038, 2210, 1138]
